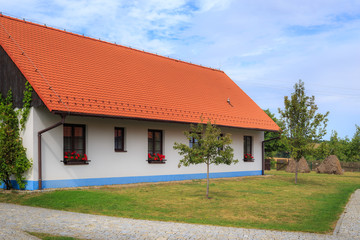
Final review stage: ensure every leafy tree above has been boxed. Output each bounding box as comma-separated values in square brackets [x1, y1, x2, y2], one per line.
[312, 141, 330, 160]
[328, 131, 350, 161]
[173, 121, 238, 198]
[263, 109, 288, 158]
[0, 82, 33, 190]
[278, 80, 329, 183]
[349, 125, 360, 162]
[308, 126, 360, 162]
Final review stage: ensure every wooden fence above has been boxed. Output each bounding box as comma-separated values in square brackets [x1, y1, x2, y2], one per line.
[340, 162, 360, 172]
[307, 160, 360, 172]
[270, 158, 360, 172]
[272, 158, 290, 171]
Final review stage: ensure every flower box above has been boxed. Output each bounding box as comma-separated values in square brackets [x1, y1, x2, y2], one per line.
[146, 159, 167, 164]
[147, 153, 166, 164]
[61, 160, 91, 165]
[243, 153, 254, 162]
[62, 151, 90, 165]
[243, 159, 255, 162]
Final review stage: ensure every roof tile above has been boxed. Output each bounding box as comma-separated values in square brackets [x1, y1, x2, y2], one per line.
[0, 15, 279, 131]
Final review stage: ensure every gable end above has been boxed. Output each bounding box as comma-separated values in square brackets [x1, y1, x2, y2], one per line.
[0, 46, 43, 108]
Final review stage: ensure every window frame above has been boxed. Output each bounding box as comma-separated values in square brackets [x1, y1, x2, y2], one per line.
[189, 132, 202, 148]
[114, 127, 126, 152]
[63, 124, 87, 165]
[148, 129, 163, 155]
[218, 133, 224, 151]
[243, 135, 254, 162]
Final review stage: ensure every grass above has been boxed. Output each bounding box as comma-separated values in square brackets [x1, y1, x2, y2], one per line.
[1, 171, 360, 233]
[27, 232, 81, 240]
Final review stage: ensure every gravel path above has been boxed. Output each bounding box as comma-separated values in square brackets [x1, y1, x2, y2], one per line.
[0, 189, 359, 240]
[334, 189, 360, 239]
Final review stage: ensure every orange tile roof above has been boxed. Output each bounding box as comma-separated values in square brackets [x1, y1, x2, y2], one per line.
[0, 15, 279, 131]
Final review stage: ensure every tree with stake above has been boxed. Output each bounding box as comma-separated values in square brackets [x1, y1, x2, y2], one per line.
[278, 80, 329, 184]
[173, 121, 237, 198]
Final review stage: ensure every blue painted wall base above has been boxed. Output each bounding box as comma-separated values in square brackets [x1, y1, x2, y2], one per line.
[1, 170, 262, 190]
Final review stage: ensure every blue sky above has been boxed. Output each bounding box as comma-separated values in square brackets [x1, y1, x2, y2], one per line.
[1, 0, 359, 140]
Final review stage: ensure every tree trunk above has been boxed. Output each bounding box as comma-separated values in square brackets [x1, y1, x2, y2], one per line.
[295, 160, 299, 184]
[4, 178, 12, 190]
[206, 162, 210, 199]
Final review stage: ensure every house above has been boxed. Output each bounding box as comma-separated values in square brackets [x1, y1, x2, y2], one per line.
[0, 14, 279, 190]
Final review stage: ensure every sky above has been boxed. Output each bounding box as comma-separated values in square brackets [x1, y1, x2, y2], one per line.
[1, 0, 359, 140]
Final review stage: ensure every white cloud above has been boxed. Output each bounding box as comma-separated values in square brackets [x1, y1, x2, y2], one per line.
[1, 0, 359, 138]
[196, 0, 233, 12]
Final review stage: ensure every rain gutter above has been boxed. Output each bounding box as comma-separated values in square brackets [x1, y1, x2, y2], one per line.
[37, 114, 66, 190]
[262, 135, 281, 175]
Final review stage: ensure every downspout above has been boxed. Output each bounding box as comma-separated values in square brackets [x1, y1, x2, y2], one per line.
[262, 135, 281, 175]
[38, 114, 66, 190]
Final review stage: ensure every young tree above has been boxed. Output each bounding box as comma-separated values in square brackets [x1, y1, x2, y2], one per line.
[173, 121, 238, 198]
[278, 80, 329, 184]
[0, 83, 33, 190]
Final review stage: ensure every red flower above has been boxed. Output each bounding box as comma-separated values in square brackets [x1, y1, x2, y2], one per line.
[83, 154, 88, 161]
[64, 156, 68, 159]
[71, 156, 74, 159]
[147, 153, 165, 161]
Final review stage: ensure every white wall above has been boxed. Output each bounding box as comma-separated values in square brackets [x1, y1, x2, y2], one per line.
[21, 107, 35, 180]
[25, 107, 264, 182]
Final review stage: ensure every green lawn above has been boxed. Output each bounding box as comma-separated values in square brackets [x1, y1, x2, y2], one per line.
[27, 232, 81, 240]
[1, 171, 360, 233]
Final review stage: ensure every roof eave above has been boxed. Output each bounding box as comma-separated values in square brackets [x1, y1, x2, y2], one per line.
[51, 110, 280, 132]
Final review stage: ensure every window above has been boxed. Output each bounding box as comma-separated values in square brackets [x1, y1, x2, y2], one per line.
[189, 132, 201, 148]
[114, 127, 125, 152]
[63, 124, 87, 164]
[148, 130, 163, 155]
[189, 136, 199, 148]
[218, 133, 224, 151]
[244, 136, 253, 161]
[244, 136, 252, 155]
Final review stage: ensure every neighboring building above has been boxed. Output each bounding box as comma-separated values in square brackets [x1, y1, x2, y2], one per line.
[0, 14, 279, 190]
